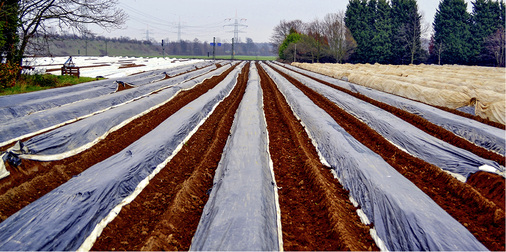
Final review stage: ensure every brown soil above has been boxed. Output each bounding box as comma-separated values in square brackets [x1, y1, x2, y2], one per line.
[269, 64, 505, 251]
[258, 63, 377, 251]
[286, 64, 505, 166]
[119, 63, 146, 69]
[1, 61, 504, 251]
[45, 64, 110, 72]
[0, 65, 237, 222]
[92, 63, 250, 251]
[285, 63, 506, 207]
[115, 82, 135, 92]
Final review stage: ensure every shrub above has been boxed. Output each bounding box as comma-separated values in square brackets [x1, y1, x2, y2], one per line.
[0, 61, 21, 89]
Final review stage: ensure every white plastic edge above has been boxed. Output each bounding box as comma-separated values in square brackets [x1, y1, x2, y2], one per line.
[262, 62, 388, 251]
[0, 65, 221, 149]
[259, 74, 284, 251]
[77, 63, 243, 252]
[12, 65, 231, 162]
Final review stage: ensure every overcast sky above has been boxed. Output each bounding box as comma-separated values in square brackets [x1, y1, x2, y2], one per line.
[89, 0, 473, 43]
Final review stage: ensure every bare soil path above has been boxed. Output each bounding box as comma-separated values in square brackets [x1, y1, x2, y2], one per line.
[0, 65, 236, 222]
[269, 64, 505, 251]
[91, 63, 250, 251]
[258, 63, 378, 251]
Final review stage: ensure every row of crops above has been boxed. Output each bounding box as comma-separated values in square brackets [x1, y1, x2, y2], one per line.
[0, 59, 504, 251]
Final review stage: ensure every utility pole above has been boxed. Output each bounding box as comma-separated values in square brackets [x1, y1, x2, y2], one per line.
[162, 39, 165, 58]
[231, 38, 234, 60]
[294, 43, 297, 62]
[224, 11, 247, 57]
[213, 37, 216, 60]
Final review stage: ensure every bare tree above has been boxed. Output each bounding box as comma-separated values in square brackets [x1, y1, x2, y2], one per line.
[322, 12, 356, 63]
[307, 18, 327, 63]
[270, 19, 305, 54]
[485, 27, 505, 67]
[15, 0, 126, 65]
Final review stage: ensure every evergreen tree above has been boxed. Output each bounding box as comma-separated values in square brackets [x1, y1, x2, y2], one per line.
[470, 0, 504, 65]
[433, 0, 473, 65]
[346, 0, 374, 63]
[278, 29, 301, 60]
[370, 0, 393, 63]
[0, 0, 19, 63]
[391, 0, 423, 64]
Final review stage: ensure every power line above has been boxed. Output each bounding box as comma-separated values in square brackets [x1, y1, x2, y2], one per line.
[223, 11, 247, 43]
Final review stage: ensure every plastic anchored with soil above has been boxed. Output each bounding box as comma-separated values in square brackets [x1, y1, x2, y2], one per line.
[269, 62, 503, 181]
[190, 64, 282, 250]
[0, 64, 217, 149]
[0, 63, 244, 251]
[261, 62, 488, 251]
[278, 62, 506, 156]
[14, 64, 232, 161]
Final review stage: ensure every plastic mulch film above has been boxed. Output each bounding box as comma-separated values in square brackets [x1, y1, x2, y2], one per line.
[0, 79, 118, 122]
[261, 62, 487, 251]
[0, 63, 244, 251]
[14, 64, 232, 161]
[278, 62, 505, 156]
[190, 64, 282, 251]
[268, 62, 503, 181]
[0, 64, 220, 148]
[118, 61, 216, 86]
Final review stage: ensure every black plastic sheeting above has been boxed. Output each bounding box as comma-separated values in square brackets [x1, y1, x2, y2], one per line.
[0, 64, 243, 251]
[0, 64, 218, 147]
[190, 64, 281, 251]
[0, 61, 214, 122]
[0, 78, 117, 122]
[118, 60, 216, 86]
[269, 62, 503, 180]
[261, 62, 487, 251]
[277, 62, 506, 156]
[17, 64, 232, 159]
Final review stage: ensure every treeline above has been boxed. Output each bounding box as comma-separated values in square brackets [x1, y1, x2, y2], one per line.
[273, 0, 505, 66]
[29, 33, 274, 58]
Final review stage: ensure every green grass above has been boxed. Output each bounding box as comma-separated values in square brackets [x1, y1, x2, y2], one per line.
[0, 74, 99, 96]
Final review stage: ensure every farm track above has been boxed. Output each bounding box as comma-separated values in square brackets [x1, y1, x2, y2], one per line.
[0, 64, 237, 222]
[257, 63, 377, 251]
[269, 64, 505, 251]
[92, 63, 250, 251]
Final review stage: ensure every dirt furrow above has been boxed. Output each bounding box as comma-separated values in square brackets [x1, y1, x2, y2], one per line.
[258, 63, 378, 251]
[270, 64, 505, 251]
[91, 63, 250, 251]
[285, 64, 505, 167]
[0, 65, 237, 222]
[284, 64, 505, 208]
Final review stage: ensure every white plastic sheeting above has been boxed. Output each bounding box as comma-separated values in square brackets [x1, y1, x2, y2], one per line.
[0, 64, 218, 148]
[16, 64, 232, 161]
[0, 60, 214, 122]
[0, 63, 244, 251]
[261, 62, 487, 251]
[0, 79, 117, 121]
[268, 62, 503, 180]
[292, 62, 506, 124]
[279, 62, 505, 156]
[24, 56, 208, 78]
[190, 64, 282, 251]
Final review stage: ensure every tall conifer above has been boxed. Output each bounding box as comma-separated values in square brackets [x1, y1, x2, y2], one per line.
[433, 0, 472, 64]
